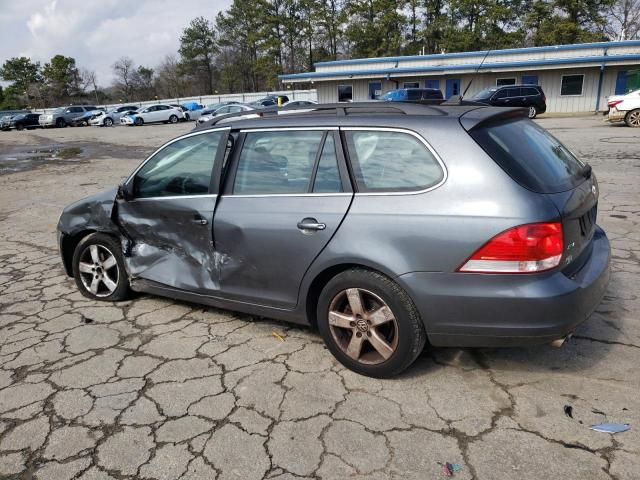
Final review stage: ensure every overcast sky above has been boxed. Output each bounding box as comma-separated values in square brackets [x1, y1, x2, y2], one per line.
[0, 0, 232, 87]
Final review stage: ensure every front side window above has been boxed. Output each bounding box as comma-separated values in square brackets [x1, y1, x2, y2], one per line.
[234, 131, 324, 195]
[561, 75, 584, 96]
[345, 130, 444, 192]
[132, 131, 223, 198]
[338, 85, 353, 102]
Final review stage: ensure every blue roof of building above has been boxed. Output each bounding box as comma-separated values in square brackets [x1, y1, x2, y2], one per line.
[279, 40, 640, 81]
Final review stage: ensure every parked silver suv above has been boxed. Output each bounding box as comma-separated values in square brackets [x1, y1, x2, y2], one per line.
[39, 105, 98, 128]
[57, 103, 610, 377]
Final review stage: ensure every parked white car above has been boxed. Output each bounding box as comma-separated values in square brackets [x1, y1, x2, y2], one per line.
[90, 105, 139, 127]
[197, 104, 255, 125]
[120, 104, 184, 126]
[607, 89, 640, 127]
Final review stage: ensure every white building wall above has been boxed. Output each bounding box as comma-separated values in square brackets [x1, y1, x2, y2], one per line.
[316, 67, 630, 113]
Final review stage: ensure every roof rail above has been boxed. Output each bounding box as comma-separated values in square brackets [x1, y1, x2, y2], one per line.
[199, 102, 451, 128]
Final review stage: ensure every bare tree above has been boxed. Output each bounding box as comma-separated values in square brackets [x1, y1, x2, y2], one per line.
[155, 55, 188, 98]
[606, 0, 640, 39]
[112, 57, 135, 101]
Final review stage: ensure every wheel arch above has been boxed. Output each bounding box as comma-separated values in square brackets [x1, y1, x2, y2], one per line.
[61, 228, 120, 277]
[303, 262, 398, 329]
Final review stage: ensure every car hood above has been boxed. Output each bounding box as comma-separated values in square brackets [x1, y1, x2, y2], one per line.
[58, 187, 119, 236]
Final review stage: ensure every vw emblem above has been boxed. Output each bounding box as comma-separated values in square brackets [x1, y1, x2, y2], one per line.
[591, 185, 597, 196]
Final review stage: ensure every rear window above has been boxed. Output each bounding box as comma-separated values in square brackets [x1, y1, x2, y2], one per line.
[469, 118, 585, 193]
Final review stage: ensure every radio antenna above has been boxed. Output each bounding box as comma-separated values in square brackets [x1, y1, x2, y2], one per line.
[460, 48, 492, 102]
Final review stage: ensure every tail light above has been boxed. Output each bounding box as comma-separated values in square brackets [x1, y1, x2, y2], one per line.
[458, 222, 563, 274]
[608, 100, 623, 108]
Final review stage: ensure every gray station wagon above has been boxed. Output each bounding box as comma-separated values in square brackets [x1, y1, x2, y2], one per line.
[57, 103, 610, 377]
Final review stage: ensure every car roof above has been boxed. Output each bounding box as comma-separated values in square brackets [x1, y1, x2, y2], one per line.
[194, 102, 526, 132]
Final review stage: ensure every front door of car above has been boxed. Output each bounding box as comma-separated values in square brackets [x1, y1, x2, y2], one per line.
[213, 130, 353, 309]
[116, 129, 229, 293]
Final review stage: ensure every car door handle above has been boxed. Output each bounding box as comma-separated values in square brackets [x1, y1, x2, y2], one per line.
[297, 218, 326, 231]
[192, 215, 208, 225]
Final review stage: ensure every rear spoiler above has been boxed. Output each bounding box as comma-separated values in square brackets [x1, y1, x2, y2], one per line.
[459, 107, 528, 132]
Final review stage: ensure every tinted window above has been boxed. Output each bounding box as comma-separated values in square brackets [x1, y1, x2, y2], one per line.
[338, 85, 352, 102]
[469, 118, 585, 193]
[345, 130, 444, 192]
[522, 87, 539, 96]
[133, 132, 222, 198]
[84, 106, 97, 111]
[561, 75, 584, 96]
[313, 135, 343, 193]
[494, 89, 509, 99]
[407, 90, 422, 100]
[69, 107, 84, 113]
[234, 131, 324, 195]
[472, 88, 497, 100]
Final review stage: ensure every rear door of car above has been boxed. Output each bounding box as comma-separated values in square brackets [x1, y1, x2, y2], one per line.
[117, 129, 229, 293]
[212, 128, 353, 309]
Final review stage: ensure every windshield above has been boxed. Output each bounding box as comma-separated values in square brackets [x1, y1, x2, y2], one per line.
[472, 88, 497, 99]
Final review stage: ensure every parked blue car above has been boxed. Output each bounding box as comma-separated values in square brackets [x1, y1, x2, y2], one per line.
[382, 88, 443, 102]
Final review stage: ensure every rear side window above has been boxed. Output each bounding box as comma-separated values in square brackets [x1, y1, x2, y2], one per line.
[522, 87, 539, 96]
[345, 130, 444, 192]
[234, 131, 324, 194]
[407, 90, 421, 100]
[469, 119, 585, 193]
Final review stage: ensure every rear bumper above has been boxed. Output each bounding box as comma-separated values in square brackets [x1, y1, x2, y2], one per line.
[398, 226, 610, 347]
[607, 108, 626, 123]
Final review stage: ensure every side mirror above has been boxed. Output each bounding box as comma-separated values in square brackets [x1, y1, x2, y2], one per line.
[117, 182, 133, 201]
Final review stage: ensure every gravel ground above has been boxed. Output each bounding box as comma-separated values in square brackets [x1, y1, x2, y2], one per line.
[0, 117, 639, 480]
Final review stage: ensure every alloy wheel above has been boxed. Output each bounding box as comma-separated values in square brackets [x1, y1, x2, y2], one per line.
[78, 244, 119, 297]
[627, 110, 640, 127]
[528, 106, 537, 118]
[328, 288, 399, 365]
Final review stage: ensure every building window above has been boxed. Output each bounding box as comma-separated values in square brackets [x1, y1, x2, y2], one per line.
[338, 85, 353, 102]
[425, 79, 440, 90]
[522, 75, 538, 85]
[496, 78, 516, 86]
[403, 82, 420, 88]
[561, 75, 584, 96]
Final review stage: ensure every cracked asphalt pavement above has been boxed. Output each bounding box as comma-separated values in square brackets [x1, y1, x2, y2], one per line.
[0, 117, 639, 479]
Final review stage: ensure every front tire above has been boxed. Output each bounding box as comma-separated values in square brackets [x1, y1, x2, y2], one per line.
[135, 117, 144, 126]
[528, 105, 538, 119]
[56, 118, 66, 128]
[624, 109, 640, 127]
[16, 124, 24, 131]
[169, 114, 178, 124]
[317, 269, 426, 378]
[104, 117, 113, 127]
[72, 233, 131, 302]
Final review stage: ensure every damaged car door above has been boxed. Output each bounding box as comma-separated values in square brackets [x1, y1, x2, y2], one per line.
[213, 129, 353, 309]
[117, 129, 228, 293]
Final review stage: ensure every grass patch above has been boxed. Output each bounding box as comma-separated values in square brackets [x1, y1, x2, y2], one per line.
[56, 147, 82, 159]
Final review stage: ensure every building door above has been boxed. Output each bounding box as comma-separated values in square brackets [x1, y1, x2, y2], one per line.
[368, 81, 382, 100]
[615, 71, 627, 95]
[445, 79, 460, 99]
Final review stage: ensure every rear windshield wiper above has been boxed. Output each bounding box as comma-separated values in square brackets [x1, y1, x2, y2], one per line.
[581, 163, 592, 179]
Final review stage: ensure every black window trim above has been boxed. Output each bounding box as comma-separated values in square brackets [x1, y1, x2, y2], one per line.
[223, 127, 352, 198]
[124, 127, 230, 201]
[340, 127, 448, 196]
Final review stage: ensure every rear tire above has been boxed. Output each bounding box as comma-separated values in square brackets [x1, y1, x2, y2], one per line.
[72, 233, 131, 302]
[169, 114, 178, 124]
[528, 105, 538, 119]
[317, 268, 426, 378]
[624, 109, 640, 128]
